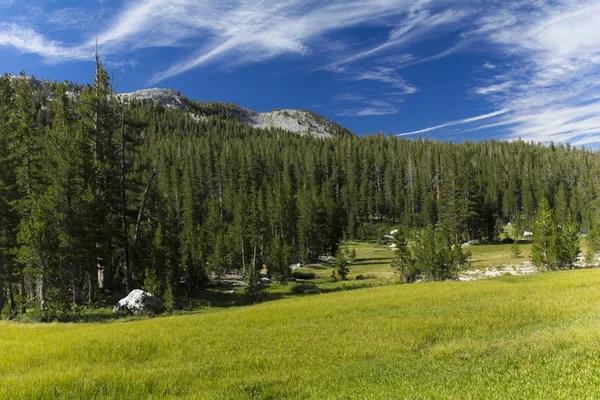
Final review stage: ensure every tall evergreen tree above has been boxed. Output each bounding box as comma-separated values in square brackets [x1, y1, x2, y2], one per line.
[391, 229, 417, 283]
[531, 199, 556, 271]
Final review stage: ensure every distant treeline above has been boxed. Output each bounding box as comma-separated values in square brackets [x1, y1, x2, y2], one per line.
[0, 58, 598, 317]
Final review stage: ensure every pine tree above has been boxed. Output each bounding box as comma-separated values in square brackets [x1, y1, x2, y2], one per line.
[510, 240, 522, 258]
[0, 75, 17, 315]
[16, 195, 59, 313]
[77, 52, 119, 295]
[267, 234, 291, 283]
[334, 249, 350, 280]
[391, 229, 417, 283]
[531, 199, 555, 271]
[45, 83, 93, 304]
[14, 73, 46, 310]
[550, 213, 579, 269]
[413, 225, 466, 281]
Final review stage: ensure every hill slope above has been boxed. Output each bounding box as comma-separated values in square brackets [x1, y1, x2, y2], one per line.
[3, 270, 600, 399]
[7, 75, 353, 137]
[117, 87, 351, 138]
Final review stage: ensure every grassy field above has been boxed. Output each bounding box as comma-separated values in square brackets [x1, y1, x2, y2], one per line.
[468, 242, 530, 268]
[274, 240, 537, 293]
[3, 267, 600, 399]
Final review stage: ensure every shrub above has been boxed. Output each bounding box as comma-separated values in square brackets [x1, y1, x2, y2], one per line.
[410, 225, 470, 282]
[291, 270, 318, 280]
[334, 250, 351, 280]
[289, 283, 321, 295]
[510, 241, 522, 258]
[356, 274, 376, 280]
[330, 269, 337, 281]
[392, 229, 419, 283]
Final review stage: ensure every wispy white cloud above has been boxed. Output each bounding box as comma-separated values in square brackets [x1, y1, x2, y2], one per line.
[329, 8, 467, 68]
[396, 109, 510, 136]
[482, 61, 496, 70]
[474, 81, 513, 95]
[336, 100, 400, 117]
[398, 0, 600, 144]
[0, 0, 470, 83]
[378, 54, 416, 67]
[45, 7, 108, 31]
[0, 23, 88, 61]
[145, 0, 444, 83]
[332, 93, 403, 117]
[466, 0, 600, 144]
[352, 67, 417, 94]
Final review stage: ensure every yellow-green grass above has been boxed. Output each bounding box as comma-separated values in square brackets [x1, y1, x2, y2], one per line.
[267, 242, 396, 295]
[3, 269, 600, 398]
[291, 241, 536, 286]
[468, 242, 532, 268]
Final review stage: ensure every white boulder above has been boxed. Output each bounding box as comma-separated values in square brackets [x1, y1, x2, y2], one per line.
[113, 289, 163, 314]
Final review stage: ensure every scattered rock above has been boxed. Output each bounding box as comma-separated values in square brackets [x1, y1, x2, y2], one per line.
[458, 262, 536, 281]
[318, 255, 334, 264]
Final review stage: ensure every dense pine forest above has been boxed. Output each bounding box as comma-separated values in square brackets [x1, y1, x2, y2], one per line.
[1, 58, 599, 318]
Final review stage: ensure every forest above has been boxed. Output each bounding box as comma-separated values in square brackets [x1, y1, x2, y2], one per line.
[1, 57, 599, 319]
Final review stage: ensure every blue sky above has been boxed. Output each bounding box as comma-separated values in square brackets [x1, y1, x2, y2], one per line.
[1, 0, 600, 145]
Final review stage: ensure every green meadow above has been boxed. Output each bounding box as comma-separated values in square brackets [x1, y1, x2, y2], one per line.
[269, 240, 536, 294]
[3, 260, 600, 398]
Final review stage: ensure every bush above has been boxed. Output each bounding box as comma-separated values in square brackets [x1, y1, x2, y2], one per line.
[291, 270, 318, 280]
[510, 241, 522, 258]
[356, 274, 376, 280]
[289, 283, 321, 295]
[335, 250, 351, 280]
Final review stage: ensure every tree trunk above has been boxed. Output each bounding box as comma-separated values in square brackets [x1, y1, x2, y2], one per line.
[39, 259, 47, 310]
[0, 255, 5, 313]
[253, 242, 257, 275]
[19, 275, 26, 314]
[87, 271, 94, 304]
[120, 107, 132, 292]
[72, 264, 82, 305]
[132, 169, 158, 279]
[8, 281, 15, 316]
[98, 240, 113, 292]
[241, 232, 246, 277]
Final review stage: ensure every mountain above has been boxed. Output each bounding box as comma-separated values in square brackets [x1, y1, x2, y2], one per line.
[116, 88, 352, 138]
[6, 75, 353, 137]
[116, 88, 190, 109]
